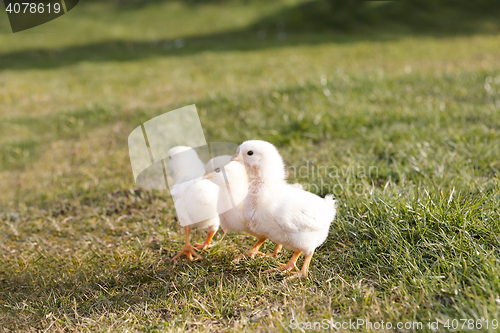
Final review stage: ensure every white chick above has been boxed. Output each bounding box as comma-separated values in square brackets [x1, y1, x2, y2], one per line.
[168, 146, 220, 260]
[231, 140, 336, 277]
[202, 160, 283, 259]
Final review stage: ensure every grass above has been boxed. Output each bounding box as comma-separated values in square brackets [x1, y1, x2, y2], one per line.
[1, 0, 500, 331]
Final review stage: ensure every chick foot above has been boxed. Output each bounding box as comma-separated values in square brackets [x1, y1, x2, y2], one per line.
[172, 243, 202, 261]
[232, 237, 266, 262]
[172, 225, 203, 260]
[247, 247, 266, 259]
[284, 252, 314, 280]
[263, 262, 297, 274]
[194, 229, 217, 250]
[193, 242, 211, 250]
[264, 251, 302, 273]
[266, 244, 283, 258]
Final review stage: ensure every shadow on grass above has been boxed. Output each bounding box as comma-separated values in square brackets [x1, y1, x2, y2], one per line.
[1, 0, 500, 71]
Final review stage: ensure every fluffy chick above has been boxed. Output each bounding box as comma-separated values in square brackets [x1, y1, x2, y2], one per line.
[231, 140, 336, 277]
[203, 160, 282, 259]
[168, 146, 220, 260]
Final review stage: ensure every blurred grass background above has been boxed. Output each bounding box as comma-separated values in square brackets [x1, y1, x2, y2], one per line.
[1, 0, 500, 331]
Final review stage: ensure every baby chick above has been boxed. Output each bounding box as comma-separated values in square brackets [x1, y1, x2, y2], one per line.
[168, 146, 220, 260]
[231, 140, 336, 277]
[203, 160, 282, 259]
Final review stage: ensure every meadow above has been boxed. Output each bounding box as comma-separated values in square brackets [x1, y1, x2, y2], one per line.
[1, 0, 500, 331]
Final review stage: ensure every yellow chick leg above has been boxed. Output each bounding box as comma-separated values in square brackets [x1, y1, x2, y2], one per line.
[300, 252, 314, 277]
[267, 244, 282, 258]
[286, 252, 314, 281]
[233, 237, 266, 262]
[264, 251, 302, 273]
[246, 237, 267, 258]
[194, 228, 217, 250]
[172, 225, 202, 261]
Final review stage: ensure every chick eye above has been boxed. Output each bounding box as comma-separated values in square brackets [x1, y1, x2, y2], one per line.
[247, 150, 254, 156]
[168, 156, 172, 160]
[215, 167, 221, 173]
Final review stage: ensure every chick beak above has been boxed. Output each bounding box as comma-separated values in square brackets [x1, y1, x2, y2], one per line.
[202, 173, 213, 180]
[230, 152, 243, 162]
